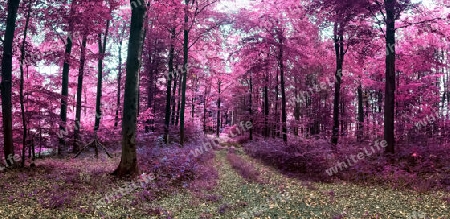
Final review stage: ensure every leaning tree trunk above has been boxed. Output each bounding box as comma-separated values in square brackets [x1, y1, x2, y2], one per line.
[73, 34, 87, 153]
[113, 0, 146, 177]
[384, 0, 396, 153]
[180, 0, 190, 146]
[331, 22, 344, 145]
[1, 0, 21, 166]
[20, 0, 32, 167]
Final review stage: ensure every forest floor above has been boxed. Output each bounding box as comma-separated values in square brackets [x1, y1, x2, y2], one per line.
[0, 144, 449, 219]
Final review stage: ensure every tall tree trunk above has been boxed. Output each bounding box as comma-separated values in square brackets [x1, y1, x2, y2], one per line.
[249, 74, 253, 140]
[20, 0, 32, 167]
[264, 68, 269, 137]
[180, 0, 189, 145]
[170, 67, 178, 125]
[293, 78, 300, 137]
[274, 68, 279, 138]
[1, 0, 21, 165]
[73, 34, 87, 153]
[331, 22, 344, 145]
[59, 0, 76, 155]
[357, 82, 364, 142]
[384, 0, 396, 153]
[114, 36, 123, 128]
[175, 66, 182, 126]
[203, 86, 208, 133]
[113, 0, 146, 177]
[191, 78, 197, 118]
[94, 20, 110, 137]
[216, 82, 221, 137]
[164, 28, 175, 144]
[278, 32, 287, 142]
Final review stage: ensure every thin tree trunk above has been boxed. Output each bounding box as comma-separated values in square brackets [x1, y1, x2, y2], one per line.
[1, 0, 21, 165]
[113, 0, 146, 177]
[331, 22, 344, 145]
[170, 67, 178, 125]
[20, 0, 32, 167]
[164, 28, 176, 144]
[73, 34, 87, 153]
[175, 74, 182, 126]
[216, 82, 221, 137]
[357, 82, 364, 142]
[278, 31, 287, 142]
[114, 36, 123, 128]
[180, 0, 190, 146]
[293, 78, 300, 137]
[94, 20, 110, 136]
[249, 74, 253, 140]
[274, 68, 279, 138]
[264, 68, 270, 137]
[203, 86, 208, 132]
[191, 79, 196, 118]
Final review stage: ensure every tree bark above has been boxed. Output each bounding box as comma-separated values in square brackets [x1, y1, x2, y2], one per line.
[94, 20, 110, 136]
[20, 0, 32, 167]
[384, 0, 396, 153]
[73, 34, 87, 153]
[293, 77, 300, 137]
[216, 81, 221, 137]
[1, 0, 21, 165]
[264, 67, 270, 137]
[180, 0, 190, 146]
[164, 28, 176, 144]
[170, 66, 178, 125]
[113, 0, 146, 177]
[331, 22, 344, 145]
[249, 74, 253, 140]
[278, 30, 287, 142]
[357, 82, 364, 142]
[175, 74, 182, 126]
[59, 0, 76, 155]
[114, 34, 123, 128]
[203, 85, 208, 133]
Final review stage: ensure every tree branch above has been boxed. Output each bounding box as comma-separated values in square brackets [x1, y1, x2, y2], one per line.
[396, 17, 443, 29]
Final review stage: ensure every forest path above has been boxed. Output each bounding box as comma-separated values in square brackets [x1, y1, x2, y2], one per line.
[148, 145, 448, 218]
[183, 146, 449, 219]
[0, 144, 447, 218]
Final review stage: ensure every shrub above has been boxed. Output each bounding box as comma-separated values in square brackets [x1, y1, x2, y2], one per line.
[226, 152, 261, 183]
[243, 139, 331, 180]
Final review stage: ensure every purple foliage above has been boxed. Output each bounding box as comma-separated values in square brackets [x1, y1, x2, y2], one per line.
[226, 152, 261, 183]
[243, 138, 331, 180]
[38, 190, 73, 209]
[136, 142, 218, 200]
